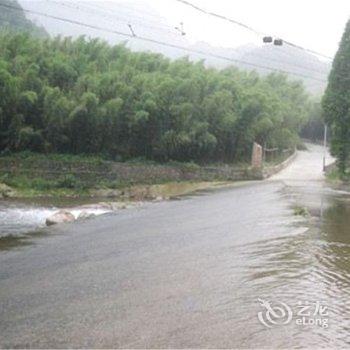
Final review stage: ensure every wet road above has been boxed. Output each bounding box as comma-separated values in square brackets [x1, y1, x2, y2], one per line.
[1, 144, 350, 348]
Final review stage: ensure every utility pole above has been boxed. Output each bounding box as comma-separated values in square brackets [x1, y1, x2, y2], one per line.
[323, 124, 328, 172]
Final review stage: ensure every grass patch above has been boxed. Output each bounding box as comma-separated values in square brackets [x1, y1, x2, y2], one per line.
[1, 174, 87, 191]
[0, 173, 91, 197]
[326, 168, 341, 182]
[0, 151, 107, 166]
[326, 168, 350, 183]
[293, 206, 309, 217]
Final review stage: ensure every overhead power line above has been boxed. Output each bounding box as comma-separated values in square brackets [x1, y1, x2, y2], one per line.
[49, 0, 327, 76]
[174, 0, 262, 36]
[0, 3, 327, 83]
[46, 0, 179, 37]
[80, 2, 327, 76]
[174, 0, 333, 61]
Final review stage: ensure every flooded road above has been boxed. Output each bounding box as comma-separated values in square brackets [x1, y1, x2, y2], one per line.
[1, 144, 350, 348]
[0, 197, 118, 239]
[0, 201, 55, 237]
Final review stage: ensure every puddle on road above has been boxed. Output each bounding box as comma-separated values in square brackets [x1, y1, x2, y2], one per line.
[0, 229, 50, 251]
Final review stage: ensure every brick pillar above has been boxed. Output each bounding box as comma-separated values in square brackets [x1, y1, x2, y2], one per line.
[251, 142, 263, 169]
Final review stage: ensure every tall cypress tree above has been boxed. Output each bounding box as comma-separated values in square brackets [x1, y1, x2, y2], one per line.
[323, 20, 350, 174]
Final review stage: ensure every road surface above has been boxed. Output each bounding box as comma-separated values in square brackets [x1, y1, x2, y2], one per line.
[1, 144, 347, 348]
[270, 143, 335, 182]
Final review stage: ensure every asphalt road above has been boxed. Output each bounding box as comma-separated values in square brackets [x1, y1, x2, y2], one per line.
[0, 144, 341, 348]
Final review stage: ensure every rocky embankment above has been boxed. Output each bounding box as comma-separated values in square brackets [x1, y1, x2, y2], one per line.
[0, 183, 16, 199]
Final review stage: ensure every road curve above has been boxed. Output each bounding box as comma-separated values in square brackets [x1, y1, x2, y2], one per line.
[270, 143, 335, 183]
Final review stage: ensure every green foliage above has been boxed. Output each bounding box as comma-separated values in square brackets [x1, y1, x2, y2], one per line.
[293, 206, 309, 217]
[1, 173, 85, 191]
[322, 19, 350, 174]
[296, 140, 308, 151]
[0, 151, 107, 165]
[326, 167, 350, 182]
[0, 32, 311, 163]
[17, 126, 44, 151]
[301, 100, 325, 141]
[56, 174, 85, 190]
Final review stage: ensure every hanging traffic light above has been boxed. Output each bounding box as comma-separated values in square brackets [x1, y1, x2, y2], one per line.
[263, 37, 284, 46]
[274, 39, 283, 46]
[263, 36, 273, 43]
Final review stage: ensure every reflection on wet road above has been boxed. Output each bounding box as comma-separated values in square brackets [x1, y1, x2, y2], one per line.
[1, 145, 350, 348]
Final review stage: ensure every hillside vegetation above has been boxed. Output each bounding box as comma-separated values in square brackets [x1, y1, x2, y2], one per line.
[0, 30, 312, 163]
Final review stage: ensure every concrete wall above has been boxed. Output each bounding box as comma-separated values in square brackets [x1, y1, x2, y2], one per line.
[324, 161, 337, 174]
[262, 150, 298, 179]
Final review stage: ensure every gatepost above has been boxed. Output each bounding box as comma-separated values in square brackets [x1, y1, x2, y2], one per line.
[251, 142, 263, 169]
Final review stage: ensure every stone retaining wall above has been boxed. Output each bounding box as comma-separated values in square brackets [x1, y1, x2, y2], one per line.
[262, 150, 298, 179]
[0, 151, 296, 186]
[0, 158, 260, 186]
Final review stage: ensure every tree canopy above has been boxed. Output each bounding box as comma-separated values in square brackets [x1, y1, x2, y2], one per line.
[0, 31, 311, 163]
[322, 19, 350, 173]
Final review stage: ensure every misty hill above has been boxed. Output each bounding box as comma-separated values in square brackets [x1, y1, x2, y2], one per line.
[0, 0, 47, 37]
[16, 0, 330, 95]
[189, 42, 330, 95]
[238, 44, 330, 95]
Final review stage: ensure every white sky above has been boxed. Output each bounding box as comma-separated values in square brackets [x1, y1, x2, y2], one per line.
[149, 0, 349, 58]
[20, 0, 350, 59]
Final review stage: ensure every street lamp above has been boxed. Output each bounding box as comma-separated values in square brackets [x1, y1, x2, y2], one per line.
[323, 124, 328, 172]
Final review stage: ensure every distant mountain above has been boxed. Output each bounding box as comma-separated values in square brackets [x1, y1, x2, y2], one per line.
[238, 44, 330, 95]
[0, 0, 47, 37]
[16, 0, 330, 95]
[188, 41, 330, 95]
